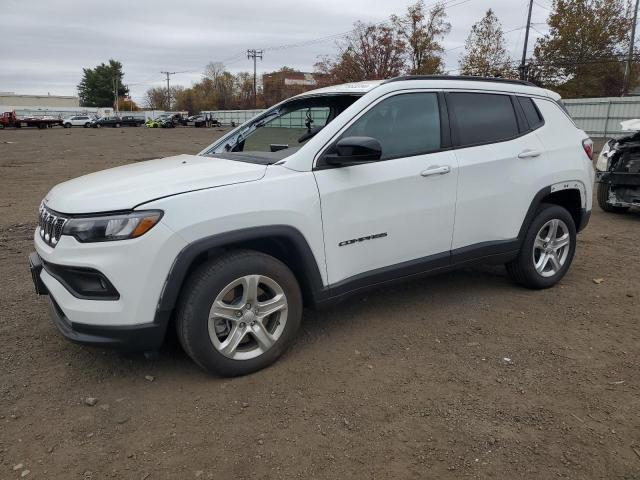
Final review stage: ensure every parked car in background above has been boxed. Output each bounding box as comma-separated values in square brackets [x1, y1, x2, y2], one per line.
[91, 116, 144, 128]
[595, 119, 640, 212]
[62, 115, 94, 128]
[157, 113, 184, 128]
[183, 115, 206, 128]
[30, 76, 594, 377]
[119, 115, 145, 127]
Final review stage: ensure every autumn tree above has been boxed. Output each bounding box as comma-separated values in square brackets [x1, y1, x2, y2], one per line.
[315, 22, 405, 83]
[459, 9, 516, 78]
[116, 97, 139, 111]
[143, 86, 184, 110]
[533, 0, 632, 97]
[77, 59, 128, 107]
[392, 1, 451, 74]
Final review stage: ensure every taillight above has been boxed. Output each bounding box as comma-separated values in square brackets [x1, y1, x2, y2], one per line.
[582, 138, 594, 160]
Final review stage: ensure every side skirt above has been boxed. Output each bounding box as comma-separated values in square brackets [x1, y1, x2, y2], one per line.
[314, 239, 519, 309]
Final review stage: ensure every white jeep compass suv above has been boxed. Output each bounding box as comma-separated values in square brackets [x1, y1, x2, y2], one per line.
[30, 76, 594, 376]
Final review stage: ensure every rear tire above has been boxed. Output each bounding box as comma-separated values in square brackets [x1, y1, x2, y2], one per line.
[506, 203, 576, 289]
[176, 250, 302, 377]
[597, 183, 629, 213]
[64, 123, 71, 128]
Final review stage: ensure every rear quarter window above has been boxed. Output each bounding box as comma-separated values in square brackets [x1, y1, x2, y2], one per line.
[517, 96, 544, 130]
[448, 92, 519, 147]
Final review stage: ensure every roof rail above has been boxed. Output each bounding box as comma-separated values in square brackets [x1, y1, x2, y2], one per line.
[381, 75, 535, 87]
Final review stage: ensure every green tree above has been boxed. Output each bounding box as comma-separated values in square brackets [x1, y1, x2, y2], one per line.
[533, 0, 632, 97]
[392, 1, 451, 74]
[77, 59, 128, 107]
[459, 9, 516, 78]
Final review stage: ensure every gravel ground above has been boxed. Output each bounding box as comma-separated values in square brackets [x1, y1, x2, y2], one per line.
[1, 127, 639, 479]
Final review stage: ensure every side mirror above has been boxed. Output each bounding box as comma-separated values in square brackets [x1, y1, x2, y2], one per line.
[324, 136, 382, 166]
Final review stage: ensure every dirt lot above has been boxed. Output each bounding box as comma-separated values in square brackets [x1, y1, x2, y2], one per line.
[1, 127, 639, 479]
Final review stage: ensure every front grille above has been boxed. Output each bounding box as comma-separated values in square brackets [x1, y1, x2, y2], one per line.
[38, 204, 68, 247]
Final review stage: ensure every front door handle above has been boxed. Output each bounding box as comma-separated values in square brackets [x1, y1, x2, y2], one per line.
[421, 165, 451, 177]
[518, 149, 541, 159]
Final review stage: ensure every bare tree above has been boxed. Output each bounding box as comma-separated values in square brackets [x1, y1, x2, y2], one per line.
[315, 22, 406, 83]
[392, 1, 451, 74]
[459, 9, 516, 78]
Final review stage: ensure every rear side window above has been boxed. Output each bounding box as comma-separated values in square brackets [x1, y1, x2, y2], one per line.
[517, 96, 544, 130]
[340, 92, 441, 160]
[448, 92, 519, 147]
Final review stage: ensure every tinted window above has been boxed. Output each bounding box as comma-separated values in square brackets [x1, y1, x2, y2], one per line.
[518, 96, 543, 129]
[448, 93, 518, 147]
[341, 92, 441, 160]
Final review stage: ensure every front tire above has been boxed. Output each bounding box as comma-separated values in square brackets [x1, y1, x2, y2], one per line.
[176, 250, 302, 377]
[506, 204, 576, 289]
[597, 183, 629, 213]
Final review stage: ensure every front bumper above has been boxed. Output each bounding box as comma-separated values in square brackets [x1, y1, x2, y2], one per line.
[595, 170, 640, 186]
[47, 295, 166, 351]
[30, 251, 168, 351]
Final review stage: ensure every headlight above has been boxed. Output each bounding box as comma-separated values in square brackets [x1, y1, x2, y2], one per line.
[595, 142, 611, 171]
[63, 210, 163, 242]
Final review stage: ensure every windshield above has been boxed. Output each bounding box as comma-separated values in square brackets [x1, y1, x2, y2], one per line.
[200, 94, 361, 162]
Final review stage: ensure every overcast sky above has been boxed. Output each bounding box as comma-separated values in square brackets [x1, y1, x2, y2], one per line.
[0, 0, 551, 103]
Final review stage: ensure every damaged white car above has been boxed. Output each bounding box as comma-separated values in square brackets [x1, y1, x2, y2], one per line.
[596, 119, 640, 212]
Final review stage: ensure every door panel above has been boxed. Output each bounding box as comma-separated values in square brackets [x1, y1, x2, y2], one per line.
[316, 91, 460, 285]
[451, 133, 547, 249]
[315, 152, 458, 284]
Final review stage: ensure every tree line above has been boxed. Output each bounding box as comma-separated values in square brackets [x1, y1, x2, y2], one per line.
[78, 0, 637, 112]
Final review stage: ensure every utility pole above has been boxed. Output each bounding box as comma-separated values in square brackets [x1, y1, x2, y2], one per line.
[160, 71, 176, 110]
[519, 0, 534, 81]
[247, 49, 263, 108]
[113, 76, 119, 116]
[623, 0, 639, 96]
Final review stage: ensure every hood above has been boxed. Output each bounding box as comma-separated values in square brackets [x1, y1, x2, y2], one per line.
[45, 154, 266, 214]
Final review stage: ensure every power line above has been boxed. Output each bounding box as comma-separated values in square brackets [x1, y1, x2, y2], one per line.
[261, 0, 473, 53]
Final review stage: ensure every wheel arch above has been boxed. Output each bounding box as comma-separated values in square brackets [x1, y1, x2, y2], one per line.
[154, 225, 327, 330]
[519, 184, 589, 241]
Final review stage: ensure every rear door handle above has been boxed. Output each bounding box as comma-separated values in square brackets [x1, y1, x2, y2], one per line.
[518, 149, 541, 159]
[420, 165, 451, 177]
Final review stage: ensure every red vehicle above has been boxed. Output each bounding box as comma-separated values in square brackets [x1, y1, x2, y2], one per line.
[0, 111, 63, 129]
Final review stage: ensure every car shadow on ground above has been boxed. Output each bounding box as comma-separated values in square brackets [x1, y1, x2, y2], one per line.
[78, 263, 516, 379]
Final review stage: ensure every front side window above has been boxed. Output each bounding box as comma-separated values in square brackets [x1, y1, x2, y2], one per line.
[448, 92, 519, 147]
[242, 107, 330, 152]
[339, 92, 441, 160]
[201, 94, 361, 160]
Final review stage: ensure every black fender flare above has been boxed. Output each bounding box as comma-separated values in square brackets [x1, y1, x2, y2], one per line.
[153, 225, 327, 328]
[517, 185, 590, 239]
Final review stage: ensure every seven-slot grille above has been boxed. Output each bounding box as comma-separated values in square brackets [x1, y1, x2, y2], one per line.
[38, 204, 68, 247]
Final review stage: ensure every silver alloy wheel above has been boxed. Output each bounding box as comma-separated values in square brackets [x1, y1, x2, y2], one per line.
[532, 218, 571, 277]
[208, 275, 288, 360]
